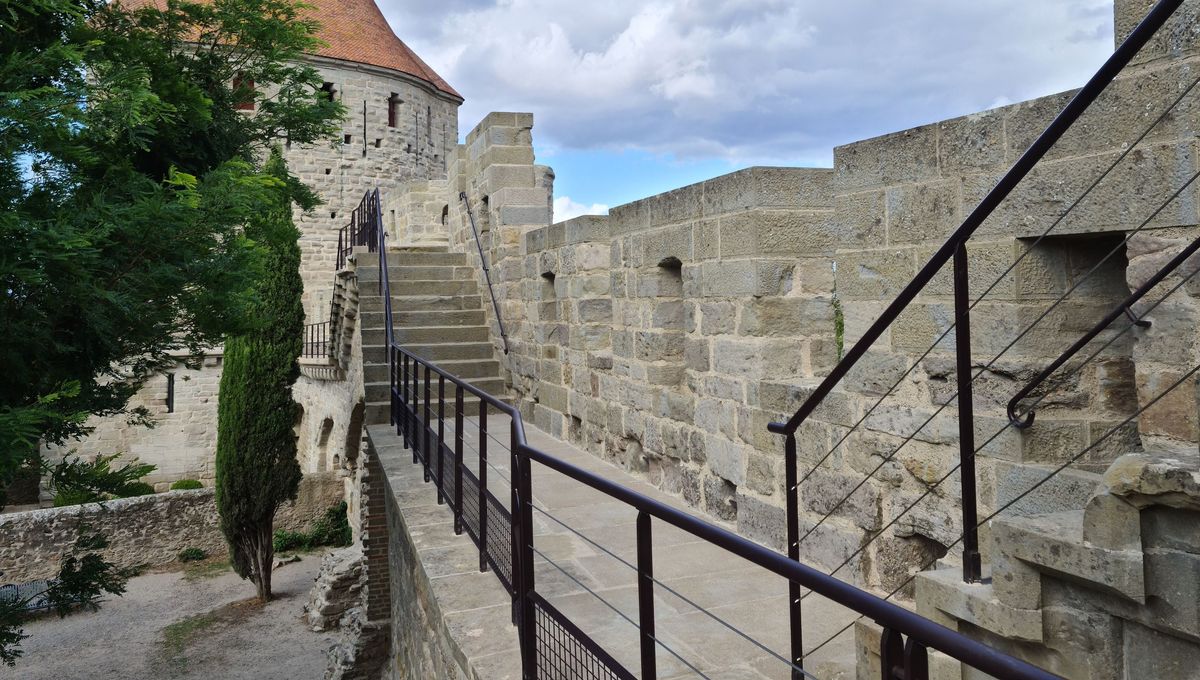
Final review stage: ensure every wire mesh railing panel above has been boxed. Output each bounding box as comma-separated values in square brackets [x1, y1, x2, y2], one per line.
[532, 593, 637, 680]
[485, 493, 514, 591]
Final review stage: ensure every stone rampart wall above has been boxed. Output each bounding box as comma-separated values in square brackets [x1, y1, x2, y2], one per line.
[0, 473, 343, 583]
[428, 0, 1200, 592]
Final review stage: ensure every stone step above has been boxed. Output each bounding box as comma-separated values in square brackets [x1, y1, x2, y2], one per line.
[365, 373, 504, 404]
[360, 280, 479, 297]
[358, 265, 477, 282]
[384, 251, 463, 267]
[994, 461, 1102, 517]
[363, 350, 497, 382]
[385, 309, 487, 327]
[403, 342, 496, 362]
[361, 332, 492, 362]
[993, 509, 1145, 603]
[359, 295, 484, 317]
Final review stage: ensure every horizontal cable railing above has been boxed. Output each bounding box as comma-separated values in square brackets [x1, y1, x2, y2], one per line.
[387, 344, 1060, 680]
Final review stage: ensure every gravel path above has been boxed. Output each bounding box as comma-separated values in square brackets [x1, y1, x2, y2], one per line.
[1, 553, 336, 680]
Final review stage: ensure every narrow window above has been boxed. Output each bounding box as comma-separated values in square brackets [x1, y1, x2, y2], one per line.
[387, 93, 401, 127]
[426, 105, 432, 140]
[440, 205, 449, 225]
[166, 373, 175, 413]
[343, 134, 352, 145]
[232, 74, 255, 111]
[320, 82, 337, 102]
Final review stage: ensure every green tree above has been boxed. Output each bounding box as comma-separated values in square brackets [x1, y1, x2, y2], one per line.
[0, 0, 342, 494]
[215, 147, 307, 602]
[0, 0, 343, 661]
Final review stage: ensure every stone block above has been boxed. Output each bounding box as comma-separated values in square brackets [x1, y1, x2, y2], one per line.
[938, 109, 1006, 174]
[799, 469, 882, 531]
[749, 166, 834, 209]
[498, 204, 550, 226]
[833, 124, 939, 192]
[1122, 620, 1200, 680]
[886, 180, 960, 245]
[684, 338, 711, 372]
[737, 297, 835, 338]
[562, 215, 610, 243]
[703, 476, 738, 521]
[1083, 493, 1141, 550]
[915, 568, 1043, 642]
[735, 493, 785, 551]
[718, 208, 843, 257]
[834, 248, 917, 299]
[706, 435, 747, 486]
[699, 260, 795, 297]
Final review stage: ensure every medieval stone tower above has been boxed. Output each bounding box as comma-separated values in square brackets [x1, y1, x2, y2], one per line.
[38, 0, 462, 487]
[281, 0, 462, 319]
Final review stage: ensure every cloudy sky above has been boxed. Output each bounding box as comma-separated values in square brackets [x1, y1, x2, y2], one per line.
[380, 1, 1116, 221]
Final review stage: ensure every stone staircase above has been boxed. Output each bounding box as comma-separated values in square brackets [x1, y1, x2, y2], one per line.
[357, 247, 506, 425]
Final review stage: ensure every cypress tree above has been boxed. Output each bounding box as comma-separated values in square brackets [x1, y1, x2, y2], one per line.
[215, 147, 307, 602]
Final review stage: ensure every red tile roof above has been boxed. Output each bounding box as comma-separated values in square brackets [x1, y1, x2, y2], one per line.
[118, 0, 461, 99]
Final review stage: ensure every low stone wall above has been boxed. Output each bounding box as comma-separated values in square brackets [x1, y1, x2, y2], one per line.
[0, 472, 344, 583]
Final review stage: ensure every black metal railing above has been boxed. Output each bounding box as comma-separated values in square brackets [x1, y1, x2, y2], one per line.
[460, 192, 510, 354]
[387, 345, 1060, 680]
[336, 189, 383, 271]
[302, 319, 332, 358]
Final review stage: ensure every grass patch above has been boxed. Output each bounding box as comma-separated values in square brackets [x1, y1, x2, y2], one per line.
[182, 557, 231, 581]
[158, 599, 261, 674]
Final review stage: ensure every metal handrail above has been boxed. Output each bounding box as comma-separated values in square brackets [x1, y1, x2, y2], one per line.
[1007, 234, 1200, 428]
[459, 192, 510, 354]
[769, 0, 1182, 438]
[387, 343, 1059, 680]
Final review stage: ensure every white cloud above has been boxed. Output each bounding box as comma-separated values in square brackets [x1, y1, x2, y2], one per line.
[553, 196, 609, 223]
[382, 1, 1114, 165]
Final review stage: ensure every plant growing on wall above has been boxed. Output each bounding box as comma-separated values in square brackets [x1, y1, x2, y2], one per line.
[215, 148, 309, 602]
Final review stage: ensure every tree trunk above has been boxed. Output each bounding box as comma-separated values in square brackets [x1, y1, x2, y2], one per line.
[248, 524, 274, 602]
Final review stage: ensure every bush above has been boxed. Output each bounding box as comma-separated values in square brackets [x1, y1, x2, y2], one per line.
[46, 453, 157, 506]
[178, 547, 207, 563]
[53, 488, 102, 507]
[170, 479, 203, 490]
[271, 503, 352, 553]
[117, 482, 155, 498]
[272, 530, 308, 553]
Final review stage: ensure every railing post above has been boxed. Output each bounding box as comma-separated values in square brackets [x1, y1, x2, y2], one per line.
[389, 346, 397, 430]
[401, 353, 410, 452]
[479, 401, 489, 573]
[637, 511, 657, 680]
[510, 421, 521, 625]
[437, 375, 446, 505]
[516, 442, 537, 680]
[784, 433, 804, 677]
[953, 243, 982, 584]
[423, 364, 432, 483]
[455, 386, 465, 535]
[411, 356, 419, 464]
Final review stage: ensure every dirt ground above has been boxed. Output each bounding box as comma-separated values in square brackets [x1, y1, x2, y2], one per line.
[0, 552, 337, 680]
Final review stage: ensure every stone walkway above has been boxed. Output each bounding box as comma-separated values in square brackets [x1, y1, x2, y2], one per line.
[372, 408, 861, 680]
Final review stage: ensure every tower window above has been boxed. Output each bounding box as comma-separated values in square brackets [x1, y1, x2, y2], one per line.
[232, 74, 255, 111]
[166, 373, 175, 413]
[387, 93, 401, 127]
[320, 82, 337, 102]
[426, 105, 432, 140]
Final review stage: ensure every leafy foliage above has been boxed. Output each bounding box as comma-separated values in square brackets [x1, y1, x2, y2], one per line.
[215, 148, 306, 601]
[272, 501, 351, 552]
[0, 0, 342, 493]
[170, 479, 203, 490]
[47, 453, 157, 506]
[0, 0, 343, 660]
[0, 531, 134, 666]
[177, 547, 207, 562]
